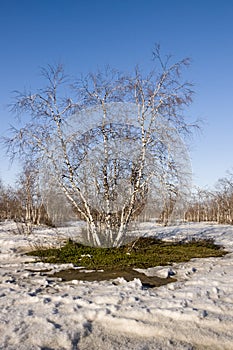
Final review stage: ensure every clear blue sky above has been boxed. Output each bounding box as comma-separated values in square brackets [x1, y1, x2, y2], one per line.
[0, 0, 233, 189]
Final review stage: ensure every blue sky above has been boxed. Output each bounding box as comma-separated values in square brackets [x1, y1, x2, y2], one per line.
[0, 0, 233, 188]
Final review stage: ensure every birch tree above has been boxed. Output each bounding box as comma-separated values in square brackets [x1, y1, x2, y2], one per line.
[4, 48, 194, 246]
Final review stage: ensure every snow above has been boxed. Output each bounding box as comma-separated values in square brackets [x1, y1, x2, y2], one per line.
[1, 221, 233, 349]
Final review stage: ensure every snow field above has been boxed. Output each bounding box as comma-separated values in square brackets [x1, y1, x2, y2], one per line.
[0, 221, 233, 349]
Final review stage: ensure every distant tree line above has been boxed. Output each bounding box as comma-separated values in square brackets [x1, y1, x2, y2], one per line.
[0, 163, 74, 226]
[1, 167, 233, 227]
[185, 171, 233, 224]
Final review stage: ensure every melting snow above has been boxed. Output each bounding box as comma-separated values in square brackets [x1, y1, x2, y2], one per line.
[0, 221, 233, 349]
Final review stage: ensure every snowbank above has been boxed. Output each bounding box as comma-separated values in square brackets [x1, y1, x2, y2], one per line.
[0, 221, 233, 349]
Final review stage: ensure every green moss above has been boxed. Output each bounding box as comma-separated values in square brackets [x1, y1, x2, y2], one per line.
[26, 236, 227, 270]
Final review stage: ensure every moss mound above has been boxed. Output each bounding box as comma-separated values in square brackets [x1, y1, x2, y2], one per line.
[27, 236, 227, 270]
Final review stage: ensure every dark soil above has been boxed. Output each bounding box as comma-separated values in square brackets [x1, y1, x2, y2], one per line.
[51, 267, 175, 288]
